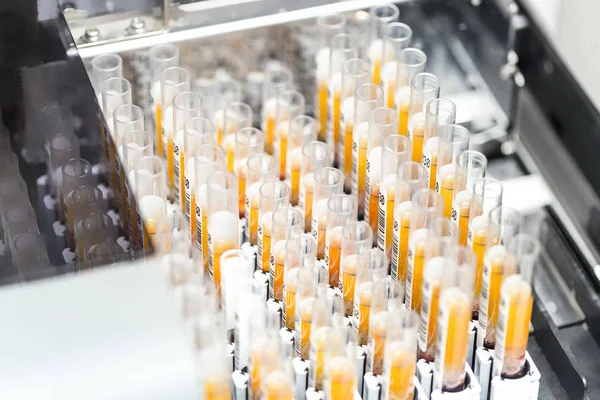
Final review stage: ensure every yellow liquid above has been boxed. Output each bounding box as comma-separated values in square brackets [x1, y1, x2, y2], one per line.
[458, 203, 470, 246]
[250, 346, 279, 400]
[411, 127, 424, 163]
[266, 113, 275, 154]
[167, 136, 175, 193]
[278, 127, 288, 180]
[249, 195, 259, 245]
[428, 153, 438, 191]
[179, 150, 186, 213]
[237, 167, 246, 218]
[261, 220, 273, 273]
[341, 256, 357, 316]
[398, 104, 410, 136]
[373, 58, 382, 86]
[273, 247, 286, 301]
[318, 81, 328, 141]
[328, 230, 343, 288]
[302, 178, 314, 233]
[265, 372, 294, 400]
[388, 347, 415, 400]
[328, 357, 356, 400]
[343, 123, 354, 186]
[291, 158, 301, 206]
[398, 212, 411, 283]
[358, 289, 372, 346]
[371, 323, 387, 376]
[386, 79, 396, 109]
[225, 135, 235, 173]
[484, 257, 508, 348]
[440, 293, 471, 389]
[440, 173, 454, 218]
[143, 218, 158, 259]
[312, 327, 328, 390]
[204, 374, 231, 400]
[156, 104, 163, 159]
[409, 243, 426, 312]
[190, 193, 196, 243]
[472, 230, 487, 301]
[384, 187, 396, 258]
[367, 182, 380, 237]
[333, 91, 342, 164]
[285, 274, 297, 330]
[500, 282, 533, 376]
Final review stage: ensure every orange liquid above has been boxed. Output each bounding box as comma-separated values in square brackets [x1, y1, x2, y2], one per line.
[302, 179, 314, 233]
[429, 155, 438, 191]
[458, 203, 470, 246]
[273, 247, 286, 301]
[284, 272, 297, 330]
[398, 212, 411, 283]
[278, 127, 288, 180]
[204, 374, 231, 400]
[327, 229, 343, 288]
[398, 104, 409, 136]
[261, 220, 272, 273]
[411, 128, 424, 163]
[440, 292, 471, 389]
[384, 187, 396, 258]
[249, 195, 259, 245]
[237, 166, 247, 218]
[156, 104, 163, 159]
[373, 58, 382, 86]
[265, 372, 294, 400]
[328, 357, 356, 400]
[440, 173, 454, 218]
[250, 346, 279, 400]
[371, 322, 387, 376]
[266, 114, 275, 154]
[386, 79, 396, 109]
[190, 193, 196, 243]
[332, 91, 341, 163]
[472, 230, 486, 301]
[225, 135, 235, 173]
[318, 81, 328, 141]
[483, 257, 507, 348]
[343, 123, 353, 185]
[358, 135, 368, 212]
[409, 243, 426, 312]
[291, 158, 301, 206]
[367, 182, 380, 237]
[299, 299, 313, 360]
[167, 136, 175, 192]
[358, 288, 372, 346]
[499, 281, 533, 376]
[143, 218, 158, 259]
[179, 149, 185, 213]
[342, 256, 357, 316]
[388, 347, 416, 400]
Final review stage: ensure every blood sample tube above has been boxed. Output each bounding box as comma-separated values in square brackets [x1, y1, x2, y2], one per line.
[390, 162, 427, 283]
[395, 49, 428, 136]
[325, 194, 357, 288]
[274, 90, 305, 180]
[316, 13, 347, 142]
[435, 124, 469, 218]
[258, 180, 290, 274]
[270, 207, 303, 301]
[299, 141, 331, 233]
[353, 83, 384, 218]
[286, 116, 319, 206]
[365, 108, 401, 241]
[235, 128, 266, 218]
[295, 267, 317, 360]
[246, 154, 277, 245]
[249, 307, 282, 400]
[222, 102, 253, 172]
[310, 292, 332, 391]
[421, 99, 456, 190]
[262, 65, 293, 154]
[283, 233, 317, 330]
[366, 279, 389, 375]
[340, 58, 370, 191]
[340, 220, 373, 316]
[48, 132, 80, 197]
[380, 23, 413, 109]
[324, 320, 357, 400]
[388, 278, 406, 312]
[149, 44, 180, 160]
[408, 73, 440, 163]
[263, 352, 296, 400]
[68, 185, 104, 253]
[220, 249, 253, 330]
[210, 79, 243, 146]
[354, 249, 388, 345]
[312, 167, 344, 259]
[61, 158, 93, 224]
[76, 213, 115, 268]
[367, 3, 400, 85]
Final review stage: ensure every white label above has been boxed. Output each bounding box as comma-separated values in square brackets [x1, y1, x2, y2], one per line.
[311, 216, 318, 242]
[422, 149, 433, 189]
[196, 205, 203, 263]
[208, 232, 214, 280]
[405, 240, 416, 308]
[467, 226, 474, 251]
[451, 203, 459, 226]
[434, 297, 451, 389]
[377, 186, 387, 252]
[173, 141, 181, 205]
[245, 195, 250, 239]
[257, 223, 264, 271]
[365, 159, 372, 223]
[418, 279, 433, 352]
[298, 185, 306, 215]
[391, 215, 400, 281]
[493, 289, 511, 376]
[184, 174, 192, 222]
[477, 260, 492, 348]
[351, 135, 358, 195]
[269, 251, 275, 299]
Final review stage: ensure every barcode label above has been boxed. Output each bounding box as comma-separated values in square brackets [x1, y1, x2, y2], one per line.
[136, 210, 144, 251]
[377, 187, 387, 252]
[257, 223, 264, 271]
[173, 141, 181, 204]
[405, 242, 415, 308]
[298, 185, 306, 214]
[294, 316, 301, 358]
[434, 298, 450, 389]
[245, 195, 250, 238]
[467, 227, 474, 251]
[479, 261, 491, 334]
[365, 160, 372, 223]
[269, 253, 275, 299]
[451, 203, 459, 226]
[282, 284, 288, 327]
[184, 176, 192, 221]
[351, 136, 358, 194]
[208, 233, 214, 281]
[234, 310, 241, 370]
[493, 291, 510, 376]
[418, 279, 432, 351]
[311, 217, 318, 241]
[196, 205, 203, 262]
[422, 150, 432, 189]
[391, 217, 400, 281]
[126, 188, 133, 240]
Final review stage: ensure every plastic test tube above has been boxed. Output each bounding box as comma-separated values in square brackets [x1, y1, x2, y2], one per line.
[11, 232, 51, 280]
[61, 158, 93, 227]
[269, 207, 303, 301]
[390, 162, 427, 283]
[396, 49, 428, 135]
[283, 233, 317, 330]
[262, 65, 293, 154]
[172, 92, 203, 209]
[365, 278, 389, 375]
[286, 115, 319, 206]
[353, 83, 384, 218]
[378, 135, 412, 260]
[364, 108, 400, 241]
[326, 33, 358, 154]
[382, 308, 419, 400]
[325, 194, 357, 288]
[299, 141, 331, 233]
[340, 220, 373, 316]
[309, 293, 332, 391]
[258, 180, 290, 274]
[48, 132, 80, 198]
[246, 153, 276, 245]
[149, 44, 180, 160]
[274, 90, 305, 180]
[220, 249, 254, 330]
[493, 234, 540, 378]
[467, 177, 503, 316]
[294, 266, 317, 360]
[354, 249, 388, 345]
[340, 58, 370, 191]
[3, 204, 39, 252]
[68, 185, 104, 254]
[451, 150, 488, 246]
[235, 127, 265, 219]
[433, 250, 476, 392]
[316, 13, 346, 142]
[421, 99, 457, 190]
[122, 130, 154, 251]
[367, 3, 399, 85]
[76, 212, 115, 268]
[435, 124, 470, 218]
[311, 167, 344, 260]
[195, 144, 226, 272]
[206, 171, 239, 295]
[408, 73, 441, 163]
[263, 351, 296, 400]
[86, 241, 126, 268]
[135, 156, 168, 259]
[249, 308, 281, 400]
[405, 189, 443, 313]
[325, 320, 357, 400]
[209, 79, 243, 146]
[235, 281, 265, 372]
[477, 208, 521, 349]
[182, 117, 214, 233]
[222, 102, 253, 174]
[380, 22, 413, 108]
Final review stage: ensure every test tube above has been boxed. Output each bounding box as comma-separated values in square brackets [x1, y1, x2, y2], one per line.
[263, 352, 296, 400]
[388, 279, 406, 312]
[11, 232, 51, 280]
[316, 13, 346, 142]
[258, 180, 290, 274]
[382, 309, 419, 400]
[249, 308, 281, 400]
[182, 117, 214, 233]
[312, 167, 344, 259]
[149, 44, 180, 159]
[113, 104, 145, 232]
[195, 145, 226, 272]
[235, 127, 266, 218]
[365, 109, 401, 241]
[326, 33, 358, 157]
[324, 321, 357, 400]
[207, 171, 239, 294]
[274, 90, 305, 180]
[477, 208, 521, 349]
[122, 130, 154, 250]
[493, 234, 540, 378]
[135, 156, 168, 259]
[270, 207, 303, 301]
[299, 141, 331, 232]
[367, 3, 400, 85]
[396, 49, 428, 135]
[222, 102, 253, 173]
[262, 65, 294, 154]
[160, 67, 191, 192]
[76, 212, 115, 268]
[468, 178, 503, 315]
[286, 115, 319, 205]
[354, 249, 388, 345]
[235, 281, 265, 371]
[421, 99, 457, 189]
[3, 204, 39, 252]
[433, 251, 476, 392]
[294, 267, 317, 359]
[325, 194, 357, 288]
[61, 158, 93, 225]
[309, 295, 332, 391]
[220, 249, 253, 330]
[209, 79, 243, 146]
[390, 162, 427, 282]
[366, 279, 389, 375]
[380, 23, 413, 108]
[451, 150, 488, 246]
[405, 189, 443, 312]
[339, 59, 370, 191]
[436, 124, 470, 218]
[172, 92, 203, 209]
[408, 73, 441, 163]
[68, 185, 104, 254]
[0, 150, 20, 180]
[246, 153, 277, 245]
[86, 241, 126, 268]
[353, 83, 384, 218]
[48, 133, 80, 197]
[340, 220, 373, 315]
[378, 135, 412, 260]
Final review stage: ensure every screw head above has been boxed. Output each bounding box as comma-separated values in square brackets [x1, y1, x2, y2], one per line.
[84, 27, 100, 42]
